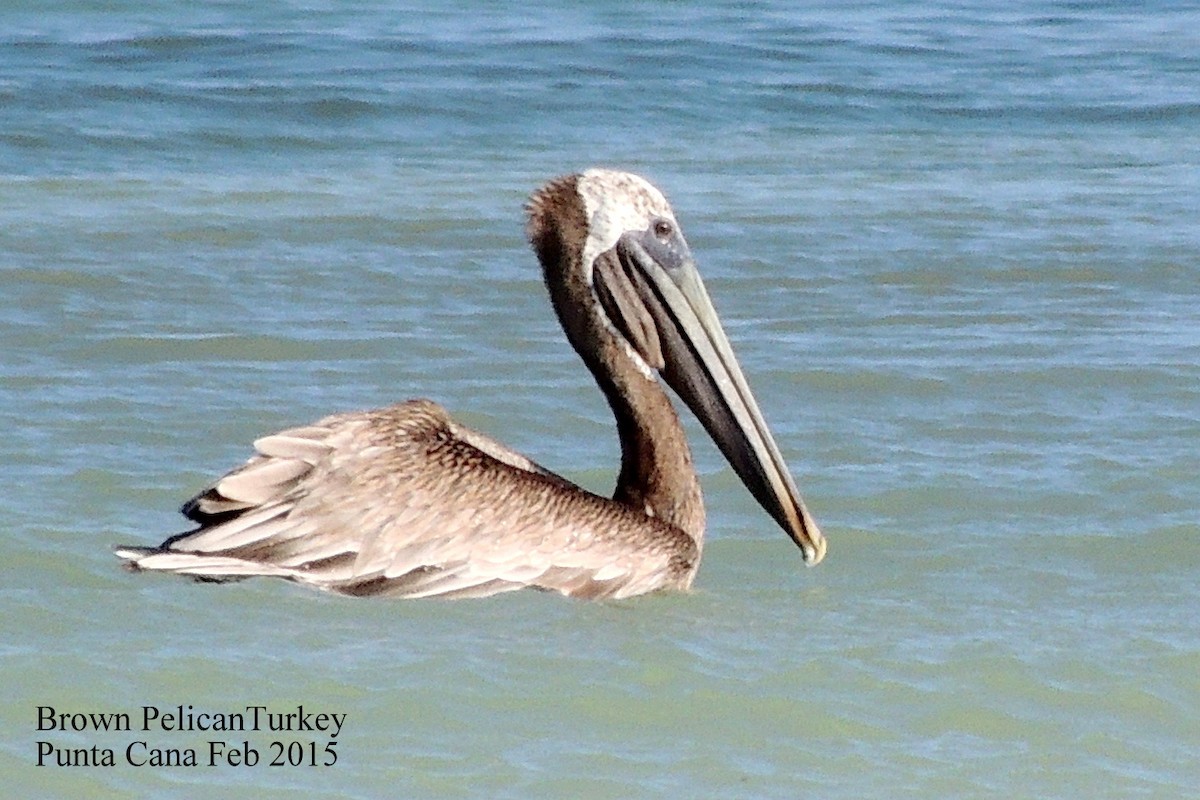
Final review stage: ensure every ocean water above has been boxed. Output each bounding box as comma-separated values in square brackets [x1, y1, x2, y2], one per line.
[3, 1, 1198, 797]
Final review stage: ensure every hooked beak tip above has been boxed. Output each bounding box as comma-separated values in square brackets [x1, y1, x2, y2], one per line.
[796, 508, 827, 566]
[803, 530, 828, 566]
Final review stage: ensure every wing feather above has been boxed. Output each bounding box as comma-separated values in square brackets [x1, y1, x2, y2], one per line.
[253, 429, 335, 462]
[116, 399, 698, 599]
[215, 458, 311, 504]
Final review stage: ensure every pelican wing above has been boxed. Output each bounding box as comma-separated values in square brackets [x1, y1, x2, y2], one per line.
[445, 420, 578, 489]
[115, 400, 697, 599]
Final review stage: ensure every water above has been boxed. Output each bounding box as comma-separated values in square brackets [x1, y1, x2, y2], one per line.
[3, 1, 1198, 796]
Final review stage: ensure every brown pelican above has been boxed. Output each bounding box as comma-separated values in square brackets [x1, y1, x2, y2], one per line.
[115, 169, 826, 599]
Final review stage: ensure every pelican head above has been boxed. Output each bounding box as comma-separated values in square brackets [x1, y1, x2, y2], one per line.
[527, 169, 826, 565]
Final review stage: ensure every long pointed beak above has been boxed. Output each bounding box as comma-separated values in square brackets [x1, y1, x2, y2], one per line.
[616, 235, 826, 565]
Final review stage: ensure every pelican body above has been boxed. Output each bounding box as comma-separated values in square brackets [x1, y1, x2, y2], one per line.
[116, 169, 825, 599]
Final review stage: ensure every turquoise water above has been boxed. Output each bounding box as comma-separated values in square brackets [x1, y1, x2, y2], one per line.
[3, 2, 1198, 797]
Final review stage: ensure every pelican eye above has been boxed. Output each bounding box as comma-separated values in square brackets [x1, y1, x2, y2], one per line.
[620, 217, 690, 276]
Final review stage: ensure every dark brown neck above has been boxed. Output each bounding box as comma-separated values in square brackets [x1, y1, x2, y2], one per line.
[599, 337, 706, 544]
[527, 177, 704, 543]
[542, 254, 705, 544]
